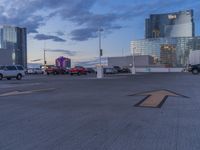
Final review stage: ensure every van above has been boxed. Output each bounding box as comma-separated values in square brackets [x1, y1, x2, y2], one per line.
[0, 65, 25, 80]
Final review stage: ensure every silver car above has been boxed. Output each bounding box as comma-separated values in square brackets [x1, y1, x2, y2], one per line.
[0, 65, 25, 80]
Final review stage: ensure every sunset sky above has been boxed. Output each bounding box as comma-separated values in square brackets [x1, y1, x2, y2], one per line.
[0, 0, 199, 66]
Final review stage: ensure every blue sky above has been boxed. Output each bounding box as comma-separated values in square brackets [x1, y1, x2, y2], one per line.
[0, 0, 200, 66]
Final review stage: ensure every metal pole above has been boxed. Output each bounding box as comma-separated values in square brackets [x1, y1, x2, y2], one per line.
[44, 49, 46, 66]
[132, 47, 136, 75]
[99, 28, 102, 66]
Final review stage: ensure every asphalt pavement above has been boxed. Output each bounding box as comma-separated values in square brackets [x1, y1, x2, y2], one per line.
[0, 73, 199, 150]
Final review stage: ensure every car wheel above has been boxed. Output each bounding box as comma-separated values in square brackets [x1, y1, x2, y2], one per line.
[70, 73, 73, 76]
[192, 69, 199, 75]
[16, 74, 22, 80]
[7, 77, 11, 80]
[0, 74, 3, 80]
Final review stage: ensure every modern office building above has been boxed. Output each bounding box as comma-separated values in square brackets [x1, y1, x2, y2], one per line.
[0, 25, 27, 67]
[145, 10, 195, 38]
[130, 9, 200, 68]
[131, 37, 200, 67]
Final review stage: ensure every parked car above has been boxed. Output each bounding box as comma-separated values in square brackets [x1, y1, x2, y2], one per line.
[188, 64, 200, 74]
[103, 68, 117, 74]
[0, 65, 25, 80]
[86, 68, 95, 73]
[27, 68, 44, 74]
[45, 66, 66, 75]
[70, 66, 87, 75]
[120, 67, 131, 73]
[113, 66, 121, 73]
[33, 68, 44, 74]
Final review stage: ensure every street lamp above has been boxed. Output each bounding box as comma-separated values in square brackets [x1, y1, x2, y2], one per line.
[132, 47, 136, 75]
[44, 49, 47, 66]
[97, 28, 104, 79]
[99, 28, 103, 66]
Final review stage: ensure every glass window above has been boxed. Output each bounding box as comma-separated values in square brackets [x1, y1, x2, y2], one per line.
[0, 66, 5, 70]
[16, 66, 24, 70]
[6, 66, 17, 70]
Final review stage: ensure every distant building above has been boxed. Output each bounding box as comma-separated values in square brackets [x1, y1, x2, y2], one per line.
[108, 55, 154, 68]
[131, 9, 200, 68]
[55, 56, 71, 68]
[0, 25, 27, 67]
[145, 10, 194, 38]
[131, 37, 200, 67]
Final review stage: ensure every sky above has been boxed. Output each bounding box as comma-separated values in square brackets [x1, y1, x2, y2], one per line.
[0, 0, 200, 66]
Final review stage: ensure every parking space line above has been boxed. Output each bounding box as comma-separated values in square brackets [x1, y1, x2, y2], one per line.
[0, 88, 55, 97]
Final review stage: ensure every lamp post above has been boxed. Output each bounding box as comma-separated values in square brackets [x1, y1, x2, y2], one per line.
[132, 47, 136, 75]
[97, 28, 104, 79]
[99, 28, 103, 66]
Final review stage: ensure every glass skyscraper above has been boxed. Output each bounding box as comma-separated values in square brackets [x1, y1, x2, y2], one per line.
[0, 25, 27, 67]
[131, 37, 200, 67]
[131, 9, 199, 67]
[145, 10, 194, 38]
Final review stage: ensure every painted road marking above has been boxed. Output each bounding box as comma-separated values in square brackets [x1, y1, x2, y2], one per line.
[0, 83, 41, 89]
[130, 90, 188, 108]
[0, 88, 55, 97]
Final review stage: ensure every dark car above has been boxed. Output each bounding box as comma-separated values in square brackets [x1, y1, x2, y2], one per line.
[86, 68, 95, 73]
[113, 66, 121, 73]
[188, 64, 200, 74]
[120, 67, 131, 73]
[103, 68, 117, 74]
[70, 66, 87, 75]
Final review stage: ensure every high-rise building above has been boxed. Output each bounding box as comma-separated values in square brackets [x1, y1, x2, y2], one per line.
[131, 37, 200, 67]
[0, 25, 27, 67]
[145, 10, 195, 38]
[131, 9, 200, 67]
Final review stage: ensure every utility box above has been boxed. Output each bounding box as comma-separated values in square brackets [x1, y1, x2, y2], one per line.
[97, 65, 104, 79]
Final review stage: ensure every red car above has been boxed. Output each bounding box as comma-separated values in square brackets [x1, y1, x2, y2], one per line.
[45, 66, 66, 75]
[70, 66, 87, 75]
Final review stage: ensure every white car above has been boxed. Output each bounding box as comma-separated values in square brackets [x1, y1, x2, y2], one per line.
[27, 68, 44, 74]
[0, 65, 25, 80]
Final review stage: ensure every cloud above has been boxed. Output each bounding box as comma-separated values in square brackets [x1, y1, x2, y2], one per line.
[70, 28, 98, 41]
[0, 0, 199, 41]
[56, 31, 65, 36]
[34, 34, 66, 42]
[46, 49, 77, 56]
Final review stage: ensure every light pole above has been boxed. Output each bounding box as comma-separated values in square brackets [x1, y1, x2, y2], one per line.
[97, 28, 104, 79]
[99, 28, 103, 66]
[44, 49, 47, 66]
[132, 47, 136, 75]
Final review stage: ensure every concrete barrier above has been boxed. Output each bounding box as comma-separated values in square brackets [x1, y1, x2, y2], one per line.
[136, 68, 184, 73]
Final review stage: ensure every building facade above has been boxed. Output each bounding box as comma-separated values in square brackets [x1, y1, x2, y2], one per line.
[108, 55, 154, 68]
[0, 25, 27, 67]
[131, 37, 200, 67]
[130, 9, 200, 68]
[55, 56, 71, 68]
[145, 10, 194, 38]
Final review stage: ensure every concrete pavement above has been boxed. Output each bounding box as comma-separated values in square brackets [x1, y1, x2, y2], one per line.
[0, 73, 199, 150]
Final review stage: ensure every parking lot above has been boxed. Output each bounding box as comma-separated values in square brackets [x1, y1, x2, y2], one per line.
[0, 73, 200, 150]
